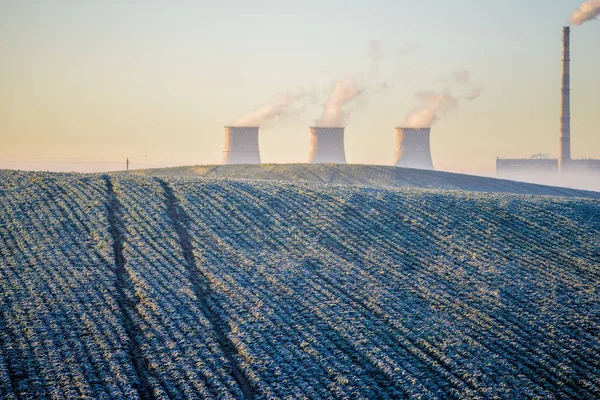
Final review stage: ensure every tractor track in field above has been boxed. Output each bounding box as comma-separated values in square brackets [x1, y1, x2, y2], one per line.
[103, 176, 155, 400]
[156, 178, 256, 400]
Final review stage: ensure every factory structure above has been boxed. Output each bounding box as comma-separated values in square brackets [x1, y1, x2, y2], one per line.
[222, 124, 435, 168]
[221, 27, 596, 173]
[307, 127, 347, 164]
[497, 27, 600, 177]
[221, 126, 261, 164]
[393, 128, 434, 170]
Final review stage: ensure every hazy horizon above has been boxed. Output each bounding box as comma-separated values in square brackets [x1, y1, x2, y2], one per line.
[1, 1, 599, 183]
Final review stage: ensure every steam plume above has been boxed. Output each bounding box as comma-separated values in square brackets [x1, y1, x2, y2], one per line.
[404, 92, 459, 128]
[396, 42, 417, 55]
[234, 91, 309, 127]
[569, 0, 600, 25]
[450, 70, 483, 100]
[316, 77, 364, 127]
[465, 87, 484, 101]
[314, 40, 388, 127]
[368, 40, 383, 60]
[403, 70, 482, 128]
[368, 40, 383, 77]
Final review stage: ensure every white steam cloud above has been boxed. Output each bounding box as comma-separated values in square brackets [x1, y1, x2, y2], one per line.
[316, 77, 364, 127]
[403, 70, 482, 128]
[569, 0, 600, 25]
[396, 42, 417, 56]
[404, 92, 459, 128]
[315, 40, 389, 127]
[368, 40, 383, 60]
[465, 87, 484, 101]
[234, 91, 310, 127]
[453, 70, 484, 100]
[368, 40, 383, 77]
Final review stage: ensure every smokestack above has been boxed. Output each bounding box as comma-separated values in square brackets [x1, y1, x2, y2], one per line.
[308, 127, 347, 164]
[222, 126, 261, 164]
[394, 127, 434, 170]
[559, 26, 571, 171]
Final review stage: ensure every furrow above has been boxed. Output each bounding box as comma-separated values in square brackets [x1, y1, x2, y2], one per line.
[103, 176, 154, 400]
[156, 178, 257, 400]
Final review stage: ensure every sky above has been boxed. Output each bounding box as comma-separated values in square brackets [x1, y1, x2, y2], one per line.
[1, 0, 599, 175]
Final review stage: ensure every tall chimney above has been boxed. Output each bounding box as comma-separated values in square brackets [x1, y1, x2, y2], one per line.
[308, 127, 347, 164]
[559, 26, 571, 171]
[222, 126, 261, 164]
[394, 127, 434, 170]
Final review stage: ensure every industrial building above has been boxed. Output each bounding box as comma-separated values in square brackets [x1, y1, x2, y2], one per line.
[222, 126, 261, 164]
[497, 27, 600, 178]
[394, 127, 434, 170]
[308, 127, 347, 164]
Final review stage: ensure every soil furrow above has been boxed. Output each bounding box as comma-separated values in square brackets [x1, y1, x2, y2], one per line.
[156, 178, 256, 400]
[103, 176, 154, 400]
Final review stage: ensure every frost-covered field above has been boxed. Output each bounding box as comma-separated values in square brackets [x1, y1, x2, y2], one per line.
[132, 164, 600, 198]
[1, 169, 599, 399]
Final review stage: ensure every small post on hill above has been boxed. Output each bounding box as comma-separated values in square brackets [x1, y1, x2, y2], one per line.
[126, 157, 130, 172]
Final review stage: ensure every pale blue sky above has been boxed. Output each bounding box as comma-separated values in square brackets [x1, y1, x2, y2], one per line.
[1, 0, 599, 173]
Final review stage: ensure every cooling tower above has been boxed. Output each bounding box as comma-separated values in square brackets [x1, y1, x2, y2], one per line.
[308, 127, 347, 164]
[394, 127, 434, 170]
[559, 26, 571, 171]
[222, 126, 261, 164]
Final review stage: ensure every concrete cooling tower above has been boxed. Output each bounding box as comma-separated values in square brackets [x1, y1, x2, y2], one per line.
[394, 127, 434, 170]
[308, 127, 347, 164]
[222, 126, 261, 165]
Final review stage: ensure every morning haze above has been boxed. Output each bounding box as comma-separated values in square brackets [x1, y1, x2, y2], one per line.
[1, 1, 599, 188]
[2, 2, 600, 398]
